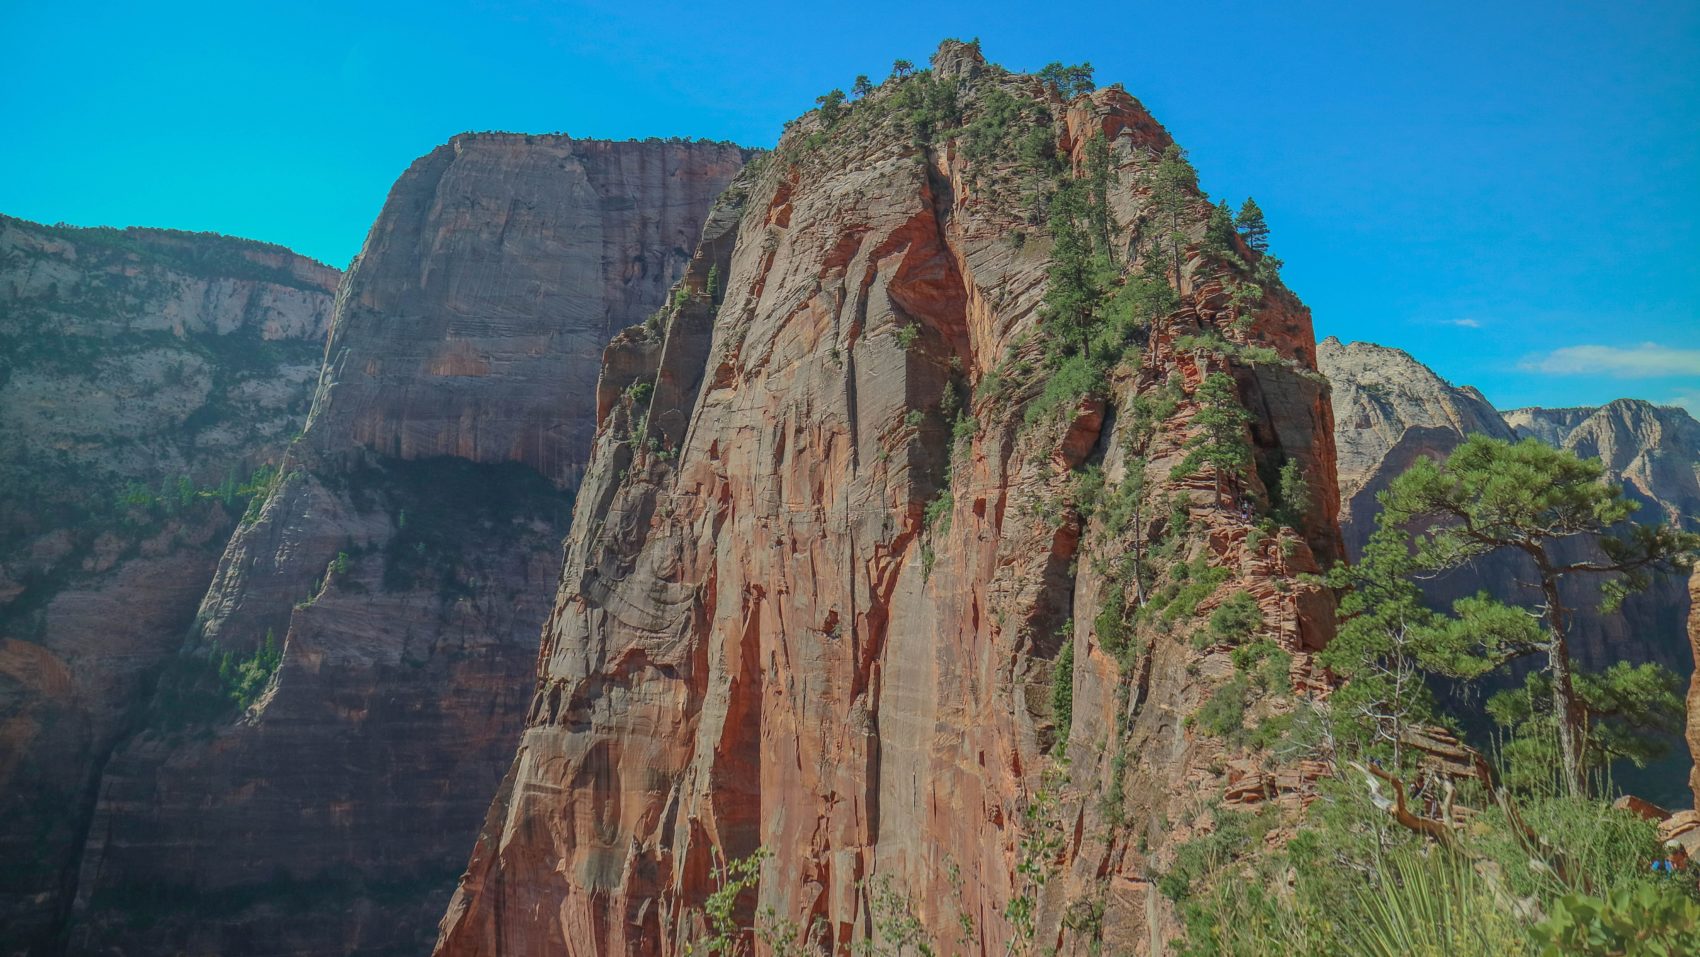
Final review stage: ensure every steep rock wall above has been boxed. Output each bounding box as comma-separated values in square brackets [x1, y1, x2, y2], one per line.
[436, 43, 1340, 957]
[0, 216, 337, 953]
[59, 137, 748, 957]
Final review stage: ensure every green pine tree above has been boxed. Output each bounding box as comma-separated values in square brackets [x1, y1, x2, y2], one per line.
[1235, 197, 1269, 253]
[1382, 435, 1700, 797]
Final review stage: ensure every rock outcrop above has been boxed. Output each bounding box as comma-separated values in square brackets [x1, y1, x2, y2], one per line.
[1316, 337, 1512, 554]
[1503, 401, 1700, 532]
[435, 43, 1340, 957]
[1321, 339, 1700, 802]
[0, 216, 338, 953]
[57, 137, 748, 956]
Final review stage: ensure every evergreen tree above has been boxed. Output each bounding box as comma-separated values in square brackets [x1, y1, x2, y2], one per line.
[1084, 131, 1113, 256]
[1036, 61, 1096, 99]
[815, 88, 847, 126]
[1488, 662, 1685, 791]
[1172, 372, 1251, 504]
[1205, 200, 1236, 258]
[1235, 198, 1269, 253]
[1271, 457, 1309, 532]
[1148, 145, 1198, 292]
[891, 58, 915, 79]
[852, 74, 874, 98]
[1322, 526, 1500, 767]
[1382, 435, 1700, 797]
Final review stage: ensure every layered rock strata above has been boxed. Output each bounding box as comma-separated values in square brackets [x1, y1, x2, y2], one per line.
[0, 216, 338, 953]
[436, 43, 1340, 957]
[58, 136, 748, 956]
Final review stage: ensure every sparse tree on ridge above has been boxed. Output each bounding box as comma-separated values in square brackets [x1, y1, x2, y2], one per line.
[1236, 197, 1269, 253]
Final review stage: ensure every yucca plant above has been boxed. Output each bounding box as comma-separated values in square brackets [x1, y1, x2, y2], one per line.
[1340, 847, 1533, 957]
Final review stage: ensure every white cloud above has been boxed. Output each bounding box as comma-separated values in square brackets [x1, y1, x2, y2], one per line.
[1519, 342, 1700, 378]
[1443, 318, 1483, 328]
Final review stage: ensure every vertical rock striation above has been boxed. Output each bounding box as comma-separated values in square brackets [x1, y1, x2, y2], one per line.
[1689, 567, 1700, 807]
[436, 43, 1340, 957]
[0, 216, 338, 954]
[60, 137, 748, 956]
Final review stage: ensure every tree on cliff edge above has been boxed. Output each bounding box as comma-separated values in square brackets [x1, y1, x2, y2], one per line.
[1381, 435, 1699, 798]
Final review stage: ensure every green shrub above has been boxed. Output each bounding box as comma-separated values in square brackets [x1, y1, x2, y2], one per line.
[1195, 676, 1250, 740]
[1339, 848, 1534, 957]
[1022, 353, 1104, 427]
[924, 489, 953, 535]
[1208, 591, 1263, 643]
[1051, 633, 1074, 746]
[1534, 882, 1700, 956]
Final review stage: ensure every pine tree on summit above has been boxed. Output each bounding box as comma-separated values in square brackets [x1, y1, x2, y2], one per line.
[1236, 198, 1269, 253]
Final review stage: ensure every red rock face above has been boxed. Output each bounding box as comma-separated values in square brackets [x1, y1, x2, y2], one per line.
[435, 43, 1340, 957]
[1689, 568, 1700, 807]
[58, 138, 747, 956]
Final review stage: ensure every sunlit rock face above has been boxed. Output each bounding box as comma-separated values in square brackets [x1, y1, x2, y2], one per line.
[436, 42, 1342, 957]
[52, 137, 749, 957]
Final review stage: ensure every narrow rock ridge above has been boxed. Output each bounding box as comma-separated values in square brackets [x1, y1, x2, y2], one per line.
[436, 42, 1340, 956]
[0, 215, 338, 953]
[58, 137, 748, 956]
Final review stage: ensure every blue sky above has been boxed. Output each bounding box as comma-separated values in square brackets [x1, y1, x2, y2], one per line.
[3, 0, 1696, 413]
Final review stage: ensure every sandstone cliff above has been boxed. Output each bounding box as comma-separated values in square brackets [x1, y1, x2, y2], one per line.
[435, 42, 1340, 957]
[57, 137, 748, 956]
[0, 216, 338, 953]
[1691, 568, 1700, 806]
[1316, 337, 1512, 555]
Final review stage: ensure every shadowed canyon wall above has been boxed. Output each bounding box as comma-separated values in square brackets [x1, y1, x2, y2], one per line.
[17, 137, 747, 957]
[436, 43, 1341, 957]
[0, 217, 339, 952]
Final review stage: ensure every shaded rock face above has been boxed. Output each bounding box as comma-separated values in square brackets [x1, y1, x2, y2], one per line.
[436, 43, 1340, 957]
[0, 216, 338, 953]
[308, 135, 749, 486]
[58, 137, 748, 957]
[1320, 340, 1700, 801]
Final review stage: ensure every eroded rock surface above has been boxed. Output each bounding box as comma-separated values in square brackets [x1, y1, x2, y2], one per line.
[436, 43, 1340, 957]
[0, 216, 338, 953]
[1316, 337, 1512, 554]
[59, 136, 748, 957]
